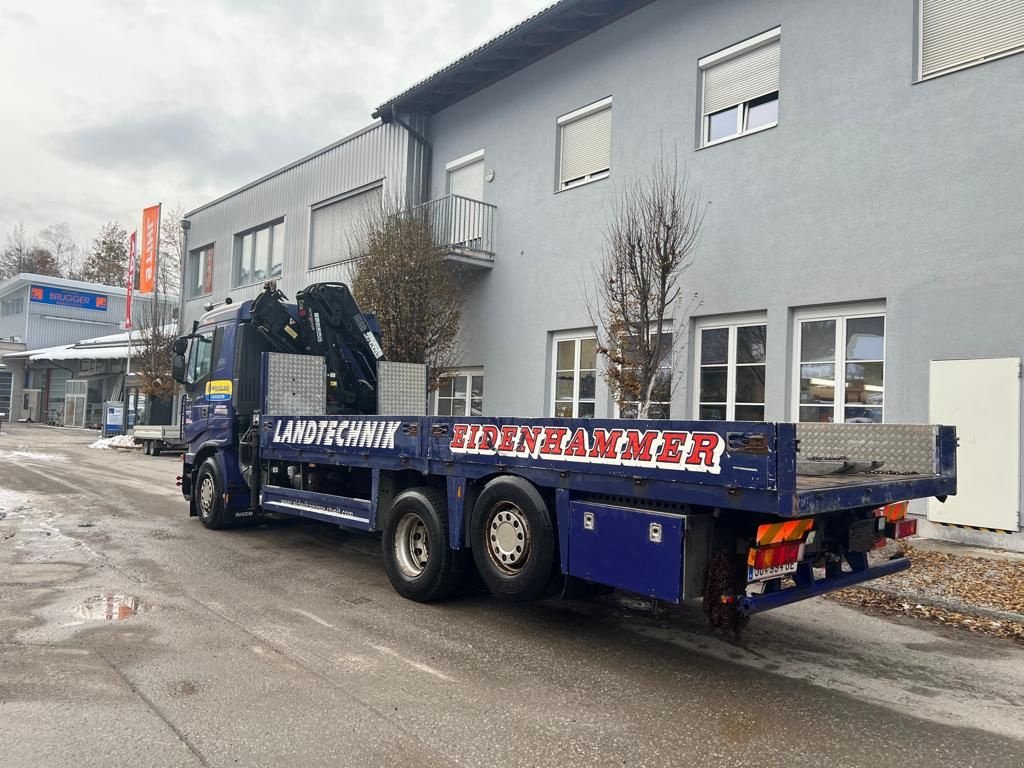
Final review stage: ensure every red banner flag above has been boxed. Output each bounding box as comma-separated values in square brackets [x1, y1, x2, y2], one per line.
[125, 230, 137, 329]
[139, 204, 161, 294]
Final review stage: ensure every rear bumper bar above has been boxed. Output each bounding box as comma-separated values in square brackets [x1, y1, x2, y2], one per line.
[739, 556, 910, 616]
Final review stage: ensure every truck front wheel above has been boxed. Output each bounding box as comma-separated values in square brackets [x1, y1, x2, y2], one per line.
[382, 488, 465, 602]
[470, 477, 558, 602]
[195, 459, 229, 530]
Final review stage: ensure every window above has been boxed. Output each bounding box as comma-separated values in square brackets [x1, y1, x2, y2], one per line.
[552, 334, 597, 417]
[186, 330, 214, 387]
[920, 0, 1024, 79]
[1, 296, 24, 316]
[696, 320, 767, 421]
[794, 307, 885, 423]
[447, 150, 485, 201]
[618, 331, 673, 420]
[187, 244, 215, 299]
[558, 97, 612, 189]
[0, 370, 12, 421]
[234, 219, 284, 286]
[435, 370, 484, 416]
[310, 185, 382, 268]
[700, 28, 780, 147]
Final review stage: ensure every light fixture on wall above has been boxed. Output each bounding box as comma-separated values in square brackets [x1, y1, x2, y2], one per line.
[485, 168, 495, 183]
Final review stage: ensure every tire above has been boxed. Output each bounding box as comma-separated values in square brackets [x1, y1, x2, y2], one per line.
[195, 458, 229, 530]
[151, 441, 162, 457]
[470, 477, 558, 602]
[382, 487, 465, 602]
[143, 440, 152, 456]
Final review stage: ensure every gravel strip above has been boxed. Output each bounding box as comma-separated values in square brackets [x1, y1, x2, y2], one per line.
[825, 542, 1024, 642]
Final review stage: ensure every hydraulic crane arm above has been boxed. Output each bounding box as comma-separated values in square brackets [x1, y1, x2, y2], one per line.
[249, 281, 385, 415]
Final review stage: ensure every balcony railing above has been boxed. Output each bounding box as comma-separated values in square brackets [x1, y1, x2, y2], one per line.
[408, 194, 496, 267]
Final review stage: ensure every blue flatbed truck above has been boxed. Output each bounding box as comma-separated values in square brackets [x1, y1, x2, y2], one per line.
[172, 283, 956, 631]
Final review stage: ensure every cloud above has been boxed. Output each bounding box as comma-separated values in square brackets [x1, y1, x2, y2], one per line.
[0, 0, 551, 246]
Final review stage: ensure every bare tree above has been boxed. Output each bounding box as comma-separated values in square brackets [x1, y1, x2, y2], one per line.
[39, 222, 84, 279]
[350, 199, 465, 390]
[588, 155, 705, 418]
[132, 292, 177, 402]
[0, 223, 61, 279]
[158, 205, 184, 296]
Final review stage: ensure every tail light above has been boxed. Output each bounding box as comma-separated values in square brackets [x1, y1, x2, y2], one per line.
[747, 541, 804, 569]
[887, 518, 918, 539]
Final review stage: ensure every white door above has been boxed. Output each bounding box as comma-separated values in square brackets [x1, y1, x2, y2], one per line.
[928, 358, 1020, 531]
[447, 157, 484, 247]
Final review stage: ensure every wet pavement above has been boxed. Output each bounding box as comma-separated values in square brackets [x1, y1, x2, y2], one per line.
[1, 424, 1023, 768]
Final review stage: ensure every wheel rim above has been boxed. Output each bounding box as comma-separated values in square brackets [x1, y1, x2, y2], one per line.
[394, 512, 430, 579]
[485, 502, 531, 574]
[198, 475, 215, 518]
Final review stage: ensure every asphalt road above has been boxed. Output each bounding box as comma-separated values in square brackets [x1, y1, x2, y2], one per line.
[1, 424, 1022, 768]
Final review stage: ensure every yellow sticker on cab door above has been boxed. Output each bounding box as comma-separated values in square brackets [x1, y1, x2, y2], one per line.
[206, 380, 233, 402]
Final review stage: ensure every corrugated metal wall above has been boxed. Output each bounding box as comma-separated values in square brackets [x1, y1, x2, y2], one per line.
[182, 120, 425, 328]
[0, 286, 28, 342]
[25, 292, 165, 349]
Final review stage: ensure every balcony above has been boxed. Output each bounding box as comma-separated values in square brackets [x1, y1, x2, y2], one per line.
[409, 194, 496, 268]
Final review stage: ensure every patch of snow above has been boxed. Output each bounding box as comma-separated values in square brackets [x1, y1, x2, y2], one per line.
[89, 434, 139, 450]
[0, 448, 65, 462]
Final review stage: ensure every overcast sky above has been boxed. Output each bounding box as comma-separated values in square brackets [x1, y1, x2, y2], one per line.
[0, 0, 549, 251]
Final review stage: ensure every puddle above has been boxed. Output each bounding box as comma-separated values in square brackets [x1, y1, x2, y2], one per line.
[73, 594, 146, 621]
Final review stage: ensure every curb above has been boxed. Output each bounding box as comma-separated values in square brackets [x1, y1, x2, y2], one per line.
[858, 584, 1024, 625]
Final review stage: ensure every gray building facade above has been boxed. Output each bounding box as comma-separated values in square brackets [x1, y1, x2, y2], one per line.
[181, 0, 1024, 545]
[0, 273, 169, 425]
[180, 120, 429, 330]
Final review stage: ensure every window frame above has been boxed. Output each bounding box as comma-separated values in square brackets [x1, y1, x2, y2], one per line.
[917, 0, 1024, 81]
[693, 314, 768, 422]
[791, 303, 886, 424]
[1, 295, 24, 316]
[232, 219, 285, 288]
[614, 325, 674, 420]
[308, 182, 383, 269]
[551, 331, 599, 418]
[556, 96, 613, 191]
[698, 27, 781, 149]
[433, 368, 484, 417]
[187, 243, 215, 300]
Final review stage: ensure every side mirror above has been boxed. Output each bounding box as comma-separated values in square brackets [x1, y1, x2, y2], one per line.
[171, 353, 187, 384]
[172, 337, 189, 355]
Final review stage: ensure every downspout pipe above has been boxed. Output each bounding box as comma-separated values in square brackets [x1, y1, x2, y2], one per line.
[388, 107, 433, 207]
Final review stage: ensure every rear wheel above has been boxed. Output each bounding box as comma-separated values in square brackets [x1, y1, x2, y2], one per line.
[196, 459, 229, 530]
[382, 488, 465, 602]
[151, 440, 162, 457]
[470, 477, 558, 602]
[143, 440, 152, 456]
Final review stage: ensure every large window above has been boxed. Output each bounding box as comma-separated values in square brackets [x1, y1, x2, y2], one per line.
[1, 296, 24, 316]
[187, 244, 214, 299]
[234, 220, 284, 287]
[696, 320, 767, 421]
[618, 332, 673, 419]
[310, 185, 382, 268]
[699, 28, 780, 147]
[557, 97, 612, 190]
[552, 334, 597, 418]
[794, 307, 885, 423]
[920, 0, 1024, 79]
[435, 370, 484, 416]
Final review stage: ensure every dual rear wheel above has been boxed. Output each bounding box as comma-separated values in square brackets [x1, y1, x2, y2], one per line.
[382, 477, 559, 603]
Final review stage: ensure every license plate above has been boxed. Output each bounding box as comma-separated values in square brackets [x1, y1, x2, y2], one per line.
[747, 562, 798, 582]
